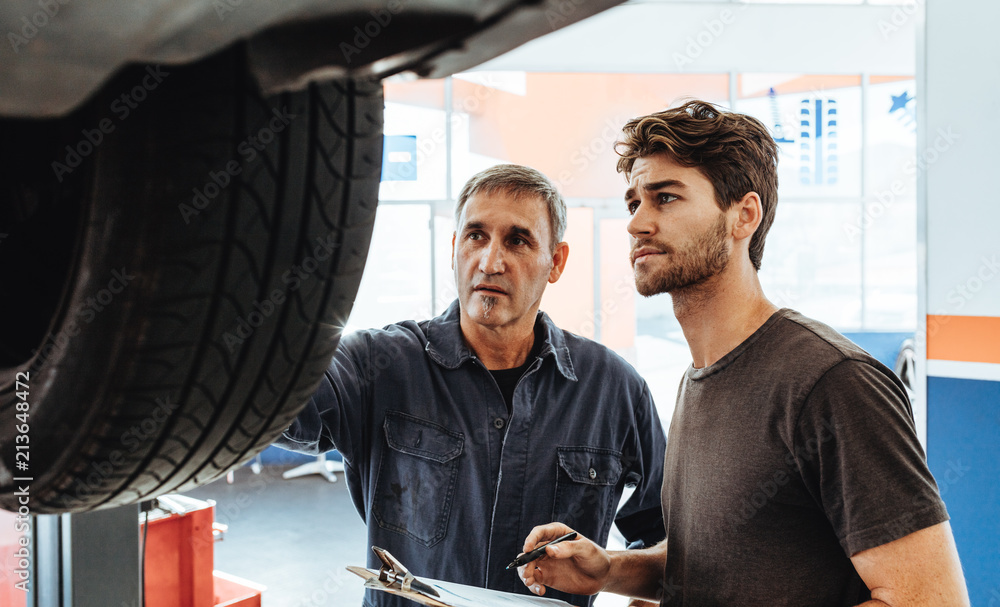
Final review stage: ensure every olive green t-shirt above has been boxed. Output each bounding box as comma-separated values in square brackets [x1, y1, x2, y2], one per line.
[660, 309, 948, 606]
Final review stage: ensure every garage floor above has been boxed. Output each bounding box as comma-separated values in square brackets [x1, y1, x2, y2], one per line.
[183, 464, 368, 606]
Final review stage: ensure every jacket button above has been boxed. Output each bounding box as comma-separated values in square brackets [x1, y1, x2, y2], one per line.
[493, 418, 505, 429]
[589, 468, 597, 480]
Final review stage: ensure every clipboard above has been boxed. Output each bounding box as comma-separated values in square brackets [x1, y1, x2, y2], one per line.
[348, 546, 576, 607]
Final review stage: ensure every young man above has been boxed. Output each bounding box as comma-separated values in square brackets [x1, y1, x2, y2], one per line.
[276, 164, 667, 607]
[517, 102, 970, 606]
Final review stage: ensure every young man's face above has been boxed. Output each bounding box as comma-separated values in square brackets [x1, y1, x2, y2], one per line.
[452, 190, 566, 331]
[625, 153, 732, 296]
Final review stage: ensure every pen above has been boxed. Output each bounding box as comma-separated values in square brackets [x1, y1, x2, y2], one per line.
[506, 532, 578, 570]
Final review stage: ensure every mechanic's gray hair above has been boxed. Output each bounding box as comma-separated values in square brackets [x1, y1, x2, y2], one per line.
[455, 164, 567, 250]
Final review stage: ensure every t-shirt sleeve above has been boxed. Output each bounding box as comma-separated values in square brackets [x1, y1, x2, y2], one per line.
[791, 358, 949, 556]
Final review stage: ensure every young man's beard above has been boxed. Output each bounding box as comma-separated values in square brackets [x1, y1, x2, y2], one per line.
[634, 213, 731, 297]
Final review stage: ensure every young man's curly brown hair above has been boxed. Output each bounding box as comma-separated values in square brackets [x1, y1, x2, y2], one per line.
[615, 100, 779, 271]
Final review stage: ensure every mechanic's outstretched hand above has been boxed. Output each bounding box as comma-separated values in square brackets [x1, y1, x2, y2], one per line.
[516, 523, 610, 597]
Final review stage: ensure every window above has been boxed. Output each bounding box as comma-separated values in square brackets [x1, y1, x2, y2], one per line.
[350, 70, 916, 426]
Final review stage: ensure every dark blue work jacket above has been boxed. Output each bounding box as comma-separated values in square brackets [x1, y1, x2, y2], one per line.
[276, 300, 667, 606]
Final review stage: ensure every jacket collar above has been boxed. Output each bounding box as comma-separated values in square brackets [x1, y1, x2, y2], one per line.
[425, 299, 577, 381]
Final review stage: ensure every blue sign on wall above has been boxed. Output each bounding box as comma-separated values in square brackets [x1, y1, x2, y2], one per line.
[798, 98, 839, 186]
[381, 135, 417, 182]
[889, 90, 916, 133]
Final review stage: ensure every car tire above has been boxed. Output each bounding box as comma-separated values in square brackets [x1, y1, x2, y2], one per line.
[0, 45, 382, 513]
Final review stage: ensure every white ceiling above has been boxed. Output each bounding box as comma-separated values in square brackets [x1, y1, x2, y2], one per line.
[472, 2, 916, 75]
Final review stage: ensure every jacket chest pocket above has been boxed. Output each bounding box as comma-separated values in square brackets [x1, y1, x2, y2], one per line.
[372, 411, 464, 548]
[551, 446, 623, 536]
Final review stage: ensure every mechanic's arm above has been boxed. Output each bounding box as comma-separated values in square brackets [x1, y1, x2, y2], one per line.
[517, 523, 667, 602]
[273, 331, 371, 464]
[851, 521, 969, 607]
[613, 381, 668, 549]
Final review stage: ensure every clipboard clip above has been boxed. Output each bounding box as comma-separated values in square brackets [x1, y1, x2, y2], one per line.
[372, 546, 441, 598]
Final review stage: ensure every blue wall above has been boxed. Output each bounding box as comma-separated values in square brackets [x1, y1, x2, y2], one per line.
[928, 376, 1000, 605]
[841, 331, 911, 369]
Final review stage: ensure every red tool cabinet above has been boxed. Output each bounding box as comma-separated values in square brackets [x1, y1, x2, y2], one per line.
[0, 499, 264, 606]
[141, 497, 265, 607]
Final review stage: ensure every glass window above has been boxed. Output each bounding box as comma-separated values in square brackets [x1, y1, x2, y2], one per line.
[541, 206, 596, 339]
[345, 204, 433, 332]
[759, 199, 864, 328]
[363, 69, 914, 426]
[449, 72, 730, 198]
[744, 0, 862, 3]
[380, 79, 447, 201]
[736, 74, 863, 200]
[863, 76, 917, 331]
[433, 201, 457, 316]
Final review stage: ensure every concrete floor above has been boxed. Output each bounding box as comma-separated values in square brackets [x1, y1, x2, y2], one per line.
[183, 464, 368, 607]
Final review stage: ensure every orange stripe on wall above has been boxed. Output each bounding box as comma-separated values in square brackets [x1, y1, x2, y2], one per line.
[926, 315, 1000, 364]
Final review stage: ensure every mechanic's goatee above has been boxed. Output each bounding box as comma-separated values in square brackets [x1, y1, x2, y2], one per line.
[480, 295, 497, 319]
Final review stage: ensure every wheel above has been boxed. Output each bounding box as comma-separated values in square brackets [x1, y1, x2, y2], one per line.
[0, 45, 382, 513]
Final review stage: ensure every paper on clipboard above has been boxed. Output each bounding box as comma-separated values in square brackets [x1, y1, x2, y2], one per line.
[423, 578, 577, 607]
[348, 546, 576, 607]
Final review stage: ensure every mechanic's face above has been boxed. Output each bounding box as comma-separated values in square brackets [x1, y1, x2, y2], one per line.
[452, 190, 567, 332]
[626, 153, 732, 297]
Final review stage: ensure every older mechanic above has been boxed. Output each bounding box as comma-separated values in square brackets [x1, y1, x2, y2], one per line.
[276, 163, 667, 607]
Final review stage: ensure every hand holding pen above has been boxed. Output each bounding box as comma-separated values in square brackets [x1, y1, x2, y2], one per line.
[514, 523, 612, 598]
[507, 532, 578, 570]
